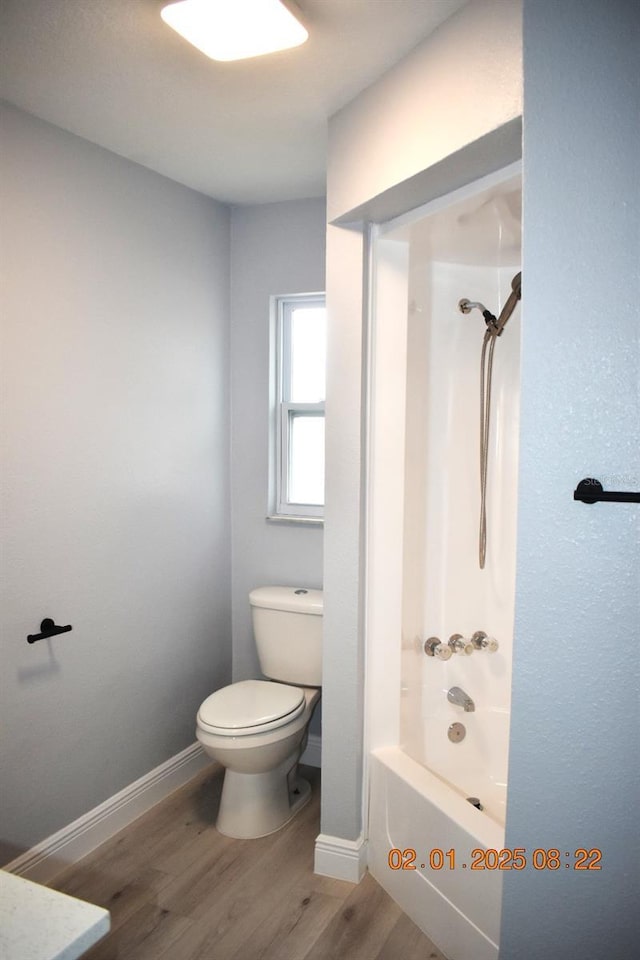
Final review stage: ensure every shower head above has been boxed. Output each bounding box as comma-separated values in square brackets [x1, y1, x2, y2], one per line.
[494, 271, 521, 335]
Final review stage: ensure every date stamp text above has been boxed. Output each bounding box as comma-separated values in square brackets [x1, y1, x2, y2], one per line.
[387, 847, 602, 871]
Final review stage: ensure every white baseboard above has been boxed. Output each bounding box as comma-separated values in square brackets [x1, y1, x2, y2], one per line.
[301, 733, 321, 768]
[5, 742, 212, 885]
[314, 832, 367, 883]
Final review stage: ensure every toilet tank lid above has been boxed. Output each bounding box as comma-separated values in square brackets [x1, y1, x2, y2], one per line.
[249, 586, 323, 615]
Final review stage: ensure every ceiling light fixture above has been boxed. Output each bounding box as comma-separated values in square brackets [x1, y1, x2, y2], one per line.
[160, 0, 308, 62]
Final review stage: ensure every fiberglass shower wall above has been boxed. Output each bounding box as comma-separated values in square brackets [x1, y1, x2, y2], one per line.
[400, 173, 522, 824]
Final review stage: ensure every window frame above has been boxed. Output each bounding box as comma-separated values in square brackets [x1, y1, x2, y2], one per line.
[271, 292, 326, 522]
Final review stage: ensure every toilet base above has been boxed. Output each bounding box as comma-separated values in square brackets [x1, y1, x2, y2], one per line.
[216, 765, 312, 839]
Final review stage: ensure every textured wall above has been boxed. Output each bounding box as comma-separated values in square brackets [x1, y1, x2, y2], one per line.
[500, 1, 640, 956]
[0, 105, 232, 858]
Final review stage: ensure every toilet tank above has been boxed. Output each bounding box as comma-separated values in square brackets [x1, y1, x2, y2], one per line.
[250, 586, 323, 687]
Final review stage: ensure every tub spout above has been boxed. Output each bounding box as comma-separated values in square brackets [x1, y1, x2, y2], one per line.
[447, 686, 475, 712]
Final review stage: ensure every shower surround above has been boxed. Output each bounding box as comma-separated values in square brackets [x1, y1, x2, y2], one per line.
[365, 166, 522, 960]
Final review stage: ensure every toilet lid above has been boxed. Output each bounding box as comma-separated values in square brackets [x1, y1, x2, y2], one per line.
[197, 680, 305, 735]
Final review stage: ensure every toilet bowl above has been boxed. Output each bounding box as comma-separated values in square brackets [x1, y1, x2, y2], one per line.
[195, 587, 322, 839]
[196, 680, 320, 838]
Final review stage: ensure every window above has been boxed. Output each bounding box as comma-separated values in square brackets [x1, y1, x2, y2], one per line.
[271, 293, 326, 520]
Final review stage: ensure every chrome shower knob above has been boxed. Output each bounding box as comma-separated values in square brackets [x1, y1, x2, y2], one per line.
[471, 630, 499, 652]
[448, 633, 474, 656]
[424, 637, 452, 660]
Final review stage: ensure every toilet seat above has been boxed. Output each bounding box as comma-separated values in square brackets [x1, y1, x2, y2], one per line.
[197, 680, 306, 737]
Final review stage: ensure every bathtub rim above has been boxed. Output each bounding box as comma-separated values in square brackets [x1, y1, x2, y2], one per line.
[372, 744, 505, 852]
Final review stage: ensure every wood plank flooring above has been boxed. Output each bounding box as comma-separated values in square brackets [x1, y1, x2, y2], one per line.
[49, 764, 446, 960]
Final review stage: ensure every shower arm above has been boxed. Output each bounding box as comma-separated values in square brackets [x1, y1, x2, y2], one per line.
[458, 272, 521, 336]
[457, 299, 498, 331]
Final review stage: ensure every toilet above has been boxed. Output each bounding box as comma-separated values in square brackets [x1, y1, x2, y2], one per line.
[195, 586, 322, 839]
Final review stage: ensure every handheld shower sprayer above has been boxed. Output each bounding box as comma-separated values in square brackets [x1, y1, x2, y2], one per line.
[494, 271, 521, 335]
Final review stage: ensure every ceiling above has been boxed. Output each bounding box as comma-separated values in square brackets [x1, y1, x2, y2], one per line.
[0, 0, 468, 205]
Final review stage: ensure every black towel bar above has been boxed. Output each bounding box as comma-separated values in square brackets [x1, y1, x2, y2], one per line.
[27, 618, 73, 644]
[573, 478, 640, 504]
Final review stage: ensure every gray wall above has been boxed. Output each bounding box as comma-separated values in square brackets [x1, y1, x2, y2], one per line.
[0, 104, 232, 859]
[229, 199, 325, 735]
[501, 1, 640, 956]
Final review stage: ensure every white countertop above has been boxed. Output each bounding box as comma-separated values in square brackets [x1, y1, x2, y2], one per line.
[0, 871, 110, 960]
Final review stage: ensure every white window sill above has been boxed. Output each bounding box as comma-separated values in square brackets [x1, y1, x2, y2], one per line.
[266, 515, 324, 527]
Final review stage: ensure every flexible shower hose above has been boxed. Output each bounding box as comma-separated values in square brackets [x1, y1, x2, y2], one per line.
[459, 271, 520, 569]
[479, 328, 497, 569]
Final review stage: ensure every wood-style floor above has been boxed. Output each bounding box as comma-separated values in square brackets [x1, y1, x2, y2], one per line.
[49, 764, 446, 960]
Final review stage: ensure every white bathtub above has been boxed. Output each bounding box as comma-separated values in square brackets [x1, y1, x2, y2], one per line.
[368, 747, 504, 960]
